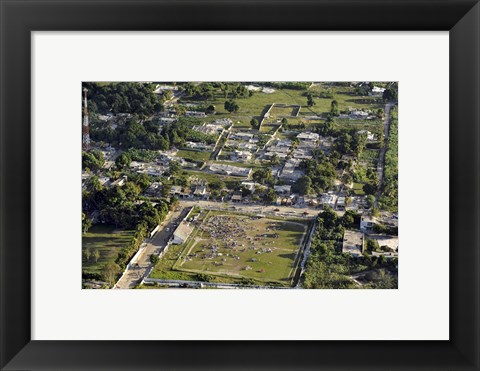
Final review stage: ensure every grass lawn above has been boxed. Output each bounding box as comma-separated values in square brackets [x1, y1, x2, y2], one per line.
[183, 169, 247, 185]
[177, 149, 212, 162]
[170, 211, 309, 286]
[181, 84, 384, 133]
[269, 105, 299, 118]
[352, 182, 366, 195]
[82, 225, 134, 275]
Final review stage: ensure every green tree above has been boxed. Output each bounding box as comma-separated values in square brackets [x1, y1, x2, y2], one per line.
[206, 104, 216, 114]
[150, 254, 160, 264]
[307, 93, 315, 107]
[252, 168, 274, 185]
[383, 83, 398, 102]
[82, 212, 93, 234]
[84, 247, 91, 262]
[82, 150, 105, 171]
[264, 188, 278, 204]
[224, 100, 239, 113]
[93, 249, 100, 263]
[363, 182, 377, 195]
[103, 262, 121, 286]
[168, 160, 181, 175]
[250, 118, 259, 130]
[208, 178, 226, 191]
[292, 175, 312, 195]
[366, 194, 375, 208]
[169, 196, 179, 210]
[330, 100, 339, 116]
[320, 206, 338, 229]
[115, 152, 131, 169]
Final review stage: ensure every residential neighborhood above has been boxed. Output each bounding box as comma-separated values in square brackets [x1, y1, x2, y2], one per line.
[82, 81, 398, 289]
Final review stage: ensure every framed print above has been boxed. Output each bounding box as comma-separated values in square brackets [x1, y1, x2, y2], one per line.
[1, 0, 479, 370]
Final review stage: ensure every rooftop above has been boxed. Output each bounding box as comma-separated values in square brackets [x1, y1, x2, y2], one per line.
[342, 230, 364, 256]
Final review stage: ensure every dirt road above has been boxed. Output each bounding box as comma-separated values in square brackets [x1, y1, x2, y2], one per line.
[375, 102, 394, 206]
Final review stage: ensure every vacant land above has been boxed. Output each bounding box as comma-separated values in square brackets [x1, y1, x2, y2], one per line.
[352, 182, 366, 195]
[269, 104, 299, 119]
[82, 225, 134, 275]
[176, 149, 211, 162]
[177, 210, 308, 285]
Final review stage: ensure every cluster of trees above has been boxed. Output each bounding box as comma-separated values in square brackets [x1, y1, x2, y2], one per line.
[250, 118, 260, 130]
[306, 92, 315, 107]
[299, 157, 336, 193]
[182, 82, 252, 100]
[265, 82, 310, 90]
[330, 100, 339, 116]
[383, 82, 398, 102]
[82, 176, 169, 230]
[122, 148, 158, 163]
[83, 82, 162, 117]
[91, 115, 168, 150]
[302, 207, 397, 289]
[82, 150, 105, 172]
[334, 129, 368, 157]
[224, 100, 239, 113]
[354, 82, 375, 96]
[291, 175, 312, 195]
[252, 168, 275, 186]
[93, 115, 218, 151]
[379, 107, 398, 211]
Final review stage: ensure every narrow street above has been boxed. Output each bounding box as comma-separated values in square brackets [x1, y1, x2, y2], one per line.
[375, 102, 393, 207]
[114, 207, 186, 289]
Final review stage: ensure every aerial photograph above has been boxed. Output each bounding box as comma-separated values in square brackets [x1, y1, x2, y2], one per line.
[81, 82, 398, 289]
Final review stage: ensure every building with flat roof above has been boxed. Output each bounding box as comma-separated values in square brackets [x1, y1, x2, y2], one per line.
[342, 230, 364, 257]
[274, 185, 291, 194]
[209, 164, 252, 178]
[297, 132, 319, 142]
[172, 221, 194, 244]
[360, 215, 377, 232]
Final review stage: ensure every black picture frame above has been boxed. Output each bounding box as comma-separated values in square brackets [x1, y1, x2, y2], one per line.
[1, 0, 479, 370]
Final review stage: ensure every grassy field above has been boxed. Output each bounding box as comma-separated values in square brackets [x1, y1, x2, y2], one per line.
[352, 182, 366, 195]
[171, 211, 309, 285]
[269, 105, 299, 118]
[184, 84, 383, 130]
[177, 149, 212, 162]
[183, 169, 247, 185]
[82, 225, 134, 275]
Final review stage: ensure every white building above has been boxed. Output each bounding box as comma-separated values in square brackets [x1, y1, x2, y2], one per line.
[194, 185, 206, 196]
[231, 132, 254, 141]
[233, 150, 252, 162]
[297, 132, 319, 142]
[274, 185, 291, 194]
[372, 86, 386, 96]
[357, 130, 375, 141]
[209, 164, 252, 178]
[172, 222, 194, 244]
[360, 215, 377, 232]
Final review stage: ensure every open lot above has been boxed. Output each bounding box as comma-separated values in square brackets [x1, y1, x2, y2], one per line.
[269, 104, 300, 119]
[177, 149, 212, 162]
[82, 225, 134, 275]
[171, 210, 309, 285]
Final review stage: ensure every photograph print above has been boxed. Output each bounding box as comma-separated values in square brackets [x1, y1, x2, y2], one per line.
[81, 82, 398, 289]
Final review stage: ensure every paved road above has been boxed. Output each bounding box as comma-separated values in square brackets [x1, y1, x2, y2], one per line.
[114, 207, 186, 289]
[177, 199, 341, 218]
[375, 102, 394, 207]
